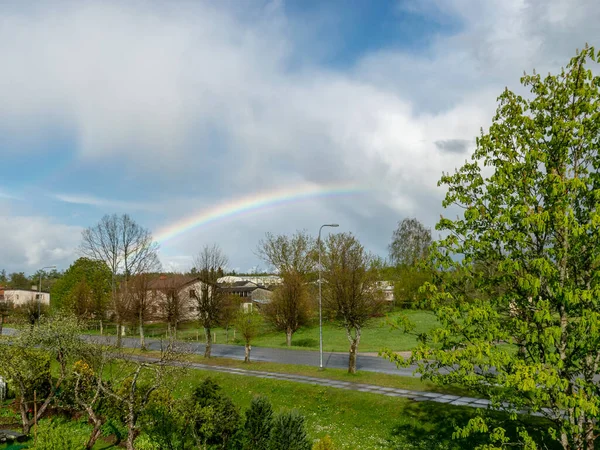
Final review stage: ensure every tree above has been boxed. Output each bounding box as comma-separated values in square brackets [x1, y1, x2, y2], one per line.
[126, 273, 156, 350]
[268, 410, 311, 450]
[7, 272, 31, 290]
[80, 214, 161, 346]
[153, 275, 189, 341]
[193, 244, 228, 358]
[220, 293, 241, 343]
[321, 233, 384, 374]
[0, 314, 83, 434]
[235, 310, 262, 363]
[243, 396, 273, 450]
[51, 257, 111, 325]
[257, 231, 315, 346]
[387, 47, 600, 450]
[388, 218, 431, 267]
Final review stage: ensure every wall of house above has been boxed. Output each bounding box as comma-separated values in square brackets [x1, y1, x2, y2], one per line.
[1, 290, 50, 307]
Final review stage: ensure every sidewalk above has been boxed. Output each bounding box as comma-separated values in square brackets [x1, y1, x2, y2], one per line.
[126, 353, 491, 409]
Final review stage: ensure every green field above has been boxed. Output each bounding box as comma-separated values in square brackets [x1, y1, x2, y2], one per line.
[0, 359, 558, 450]
[85, 309, 437, 353]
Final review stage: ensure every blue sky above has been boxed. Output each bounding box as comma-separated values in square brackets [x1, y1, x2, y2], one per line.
[1, 0, 599, 274]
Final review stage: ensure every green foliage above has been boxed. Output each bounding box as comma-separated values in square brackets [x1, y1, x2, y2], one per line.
[50, 257, 111, 320]
[31, 418, 88, 450]
[388, 217, 432, 267]
[243, 396, 273, 450]
[268, 410, 311, 450]
[390, 46, 600, 449]
[189, 378, 241, 448]
[312, 435, 336, 450]
[140, 389, 190, 450]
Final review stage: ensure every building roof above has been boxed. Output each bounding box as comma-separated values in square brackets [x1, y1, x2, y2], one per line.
[147, 275, 201, 290]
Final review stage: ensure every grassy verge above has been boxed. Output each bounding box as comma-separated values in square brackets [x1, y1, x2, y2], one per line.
[84, 309, 438, 353]
[133, 349, 476, 397]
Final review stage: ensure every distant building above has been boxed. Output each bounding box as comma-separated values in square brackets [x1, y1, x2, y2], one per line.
[218, 275, 282, 288]
[0, 288, 50, 307]
[376, 281, 395, 302]
[219, 280, 273, 307]
[146, 275, 210, 321]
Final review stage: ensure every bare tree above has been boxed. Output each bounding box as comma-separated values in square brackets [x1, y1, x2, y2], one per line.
[152, 275, 189, 342]
[193, 244, 228, 358]
[321, 232, 384, 374]
[219, 294, 241, 343]
[80, 214, 160, 346]
[127, 273, 157, 350]
[388, 218, 431, 267]
[257, 230, 315, 346]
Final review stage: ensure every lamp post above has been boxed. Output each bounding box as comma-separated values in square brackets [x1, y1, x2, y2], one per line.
[318, 223, 338, 370]
[38, 265, 56, 321]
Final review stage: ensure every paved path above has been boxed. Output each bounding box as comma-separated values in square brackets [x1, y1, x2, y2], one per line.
[125, 353, 490, 409]
[84, 334, 419, 377]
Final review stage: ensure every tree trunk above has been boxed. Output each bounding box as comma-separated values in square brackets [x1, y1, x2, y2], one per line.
[244, 342, 251, 363]
[205, 327, 212, 358]
[139, 310, 145, 350]
[286, 327, 292, 347]
[99, 319, 103, 336]
[126, 423, 137, 450]
[85, 421, 102, 450]
[0, 315, 4, 335]
[225, 326, 229, 344]
[19, 394, 30, 434]
[116, 322, 123, 348]
[346, 326, 361, 374]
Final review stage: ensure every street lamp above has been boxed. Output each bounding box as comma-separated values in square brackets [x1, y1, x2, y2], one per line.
[38, 265, 56, 321]
[318, 223, 339, 370]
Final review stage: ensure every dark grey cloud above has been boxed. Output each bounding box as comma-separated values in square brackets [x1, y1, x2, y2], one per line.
[434, 139, 471, 154]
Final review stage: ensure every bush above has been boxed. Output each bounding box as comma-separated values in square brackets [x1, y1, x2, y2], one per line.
[268, 410, 311, 450]
[31, 418, 88, 450]
[243, 396, 273, 450]
[313, 435, 336, 450]
[189, 378, 241, 448]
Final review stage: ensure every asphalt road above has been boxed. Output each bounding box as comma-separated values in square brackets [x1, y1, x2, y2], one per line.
[84, 334, 419, 377]
[1, 327, 418, 376]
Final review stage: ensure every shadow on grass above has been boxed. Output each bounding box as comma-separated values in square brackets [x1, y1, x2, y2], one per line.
[293, 338, 318, 348]
[387, 401, 562, 450]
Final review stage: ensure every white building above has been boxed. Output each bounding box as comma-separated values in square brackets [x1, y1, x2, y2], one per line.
[217, 275, 282, 287]
[0, 289, 50, 307]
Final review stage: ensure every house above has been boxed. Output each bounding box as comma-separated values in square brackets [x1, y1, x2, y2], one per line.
[218, 280, 273, 308]
[376, 281, 395, 302]
[0, 287, 50, 307]
[146, 275, 209, 322]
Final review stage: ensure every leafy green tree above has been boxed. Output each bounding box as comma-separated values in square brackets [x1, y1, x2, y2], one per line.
[51, 257, 111, 325]
[235, 310, 263, 363]
[0, 314, 83, 434]
[8, 272, 31, 289]
[243, 396, 274, 450]
[268, 410, 311, 450]
[388, 218, 431, 267]
[387, 46, 600, 449]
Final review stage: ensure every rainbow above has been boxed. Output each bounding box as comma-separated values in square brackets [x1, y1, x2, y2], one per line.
[154, 182, 367, 244]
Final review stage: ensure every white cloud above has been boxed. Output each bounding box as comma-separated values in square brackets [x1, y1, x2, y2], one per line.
[0, 215, 82, 272]
[51, 193, 158, 212]
[0, 0, 598, 271]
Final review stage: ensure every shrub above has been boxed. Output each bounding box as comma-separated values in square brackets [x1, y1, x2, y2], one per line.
[189, 378, 241, 448]
[269, 410, 311, 450]
[313, 435, 336, 450]
[31, 418, 88, 450]
[243, 396, 273, 450]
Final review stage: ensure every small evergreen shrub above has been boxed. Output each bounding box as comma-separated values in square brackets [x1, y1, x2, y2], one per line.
[243, 396, 273, 450]
[269, 410, 311, 450]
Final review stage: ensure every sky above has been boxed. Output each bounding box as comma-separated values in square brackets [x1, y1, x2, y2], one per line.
[1, 0, 599, 274]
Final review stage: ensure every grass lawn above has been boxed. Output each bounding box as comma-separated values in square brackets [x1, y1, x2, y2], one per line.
[137, 349, 475, 397]
[85, 309, 437, 353]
